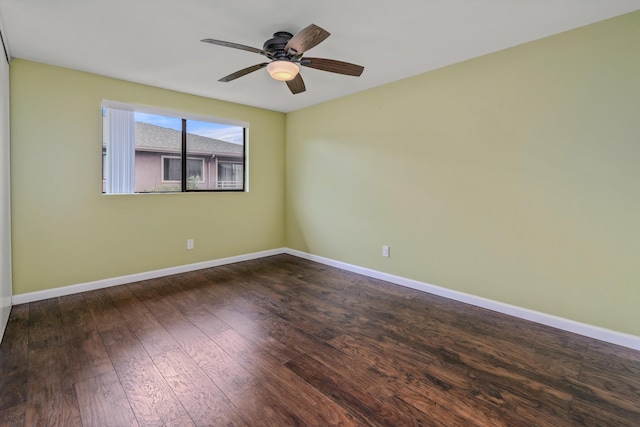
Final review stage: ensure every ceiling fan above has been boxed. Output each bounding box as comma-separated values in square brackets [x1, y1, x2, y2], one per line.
[201, 24, 364, 94]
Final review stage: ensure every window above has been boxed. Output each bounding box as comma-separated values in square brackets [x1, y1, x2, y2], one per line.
[102, 101, 247, 194]
[217, 161, 244, 189]
[162, 157, 204, 183]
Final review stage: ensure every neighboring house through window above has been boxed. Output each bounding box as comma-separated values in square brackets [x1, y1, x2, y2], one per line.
[102, 101, 247, 193]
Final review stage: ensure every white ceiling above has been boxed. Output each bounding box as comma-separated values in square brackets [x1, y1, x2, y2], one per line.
[1, 0, 639, 113]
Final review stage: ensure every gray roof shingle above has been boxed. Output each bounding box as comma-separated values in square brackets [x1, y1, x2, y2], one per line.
[134, 122, 243, 156]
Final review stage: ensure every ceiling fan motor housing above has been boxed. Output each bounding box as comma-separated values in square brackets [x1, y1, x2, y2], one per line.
[263, 32, 295, 60]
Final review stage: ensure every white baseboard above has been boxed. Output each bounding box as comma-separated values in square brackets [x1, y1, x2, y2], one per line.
[11, 247, 640, 351]
[11, 248, 286, 305]
[284, 248, 640, 351]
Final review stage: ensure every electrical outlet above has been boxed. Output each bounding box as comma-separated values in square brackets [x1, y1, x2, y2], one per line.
[187, 239, 194, 250]
[382, 245, 390, 257]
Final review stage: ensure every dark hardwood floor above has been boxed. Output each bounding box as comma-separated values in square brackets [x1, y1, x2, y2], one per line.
[1, 254, 639, 426]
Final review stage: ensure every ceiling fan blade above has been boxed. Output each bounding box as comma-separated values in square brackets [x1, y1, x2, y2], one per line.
[286, 74, 306, 94]
[201, 39, 267, 56]
[218, 63, 268, 82]
[301, 58, 364, 76]
[284, 24, 330, 55]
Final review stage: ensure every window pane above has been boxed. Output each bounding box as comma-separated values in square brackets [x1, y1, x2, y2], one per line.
[217, 162, 243, 189]
[186, 158, 203, 190]
[187, 159, 203, 180]
[186, 120, 244, 190]
[163, 157, 181, 181]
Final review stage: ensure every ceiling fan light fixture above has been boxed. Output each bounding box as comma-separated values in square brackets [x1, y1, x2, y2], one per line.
[267, 60, 299, 81]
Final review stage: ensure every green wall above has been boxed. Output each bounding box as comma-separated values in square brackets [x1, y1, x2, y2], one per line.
[286, 12, 640, 336]
[10, 59, 285, 295]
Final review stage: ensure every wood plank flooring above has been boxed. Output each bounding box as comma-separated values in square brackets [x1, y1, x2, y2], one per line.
[1, 254, 639, 426]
